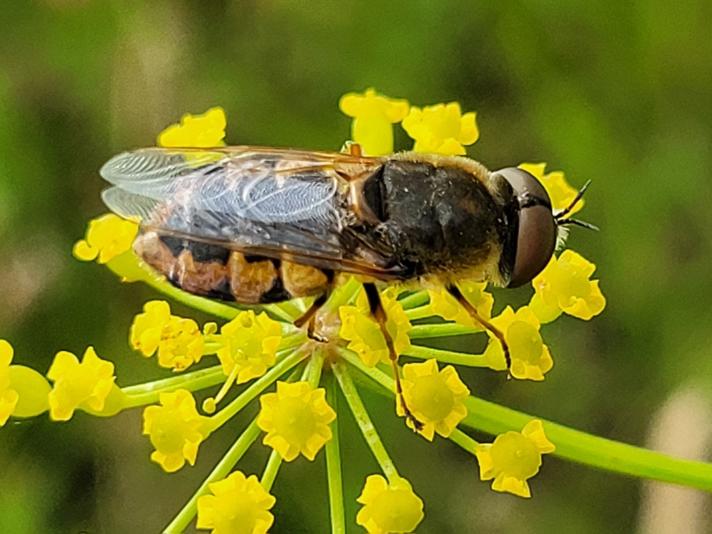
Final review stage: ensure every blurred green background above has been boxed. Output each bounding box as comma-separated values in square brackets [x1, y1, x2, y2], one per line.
[1, 1, 712, 532]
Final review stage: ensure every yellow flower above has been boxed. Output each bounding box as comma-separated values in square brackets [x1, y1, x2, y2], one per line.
[142, 389, 210, 472]
[0, 340, 19, 426]
[518, 162, 582, 215]
[531, 250, 606, 322]
[483, 306, 553, 380]
[427, 281, 493, 329]
[339, 288, 411, 367]
[400, 359, 469, 440]
[157, 106, 227, 148]
[72, 214, 139, 264]
[0, 340, 52, 426]
[257, 381, 336, 461]
[216, 311, 282, 384]
[47, 347, 115, 421]
[130, 300, 205, 371]
[339, 306, 389, 367]
[474, 420, 555, 498]
[339, 88, 410, 156]
[402, 102, 478, 155]
[197, 471, 276, 534]
[356, 475, 424, 534]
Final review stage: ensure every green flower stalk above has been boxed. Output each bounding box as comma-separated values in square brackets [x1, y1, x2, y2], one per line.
[2, 95, 711, 534]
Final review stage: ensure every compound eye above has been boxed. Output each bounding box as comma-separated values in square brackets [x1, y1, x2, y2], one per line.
[493, 168, 557, 287]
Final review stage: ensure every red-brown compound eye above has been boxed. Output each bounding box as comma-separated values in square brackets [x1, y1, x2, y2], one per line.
[492, 168, 557, 288]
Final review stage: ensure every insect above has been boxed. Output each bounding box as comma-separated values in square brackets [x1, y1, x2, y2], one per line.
[101, 145, 591, 427]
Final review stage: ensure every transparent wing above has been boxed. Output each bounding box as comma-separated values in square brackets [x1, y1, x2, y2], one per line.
[100, 147, 403, 276]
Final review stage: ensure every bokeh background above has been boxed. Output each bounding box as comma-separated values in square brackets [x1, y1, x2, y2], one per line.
[2, 1, 712, 533]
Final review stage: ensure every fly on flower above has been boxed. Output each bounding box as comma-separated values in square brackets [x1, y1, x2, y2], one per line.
[100, 134, 595, 427]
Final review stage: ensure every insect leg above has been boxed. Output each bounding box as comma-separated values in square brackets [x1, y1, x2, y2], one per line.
[293, 292, 329, 340]
[447, 284, 512, 372]
[363, 283, 424, 432]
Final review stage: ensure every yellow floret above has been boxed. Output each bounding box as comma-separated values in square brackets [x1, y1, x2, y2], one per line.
[475, 419, 555, 498]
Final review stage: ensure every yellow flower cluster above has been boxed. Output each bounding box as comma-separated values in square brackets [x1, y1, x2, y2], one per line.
[130, 300, 205, 371]
[55, 96, 612, 531]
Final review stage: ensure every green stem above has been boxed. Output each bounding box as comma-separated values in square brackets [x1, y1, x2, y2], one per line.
[209, 348, 308, 431]
[342, 351, 712, 493]
[404, 344, 491, 368]
[163, 419, 262, 534]
[331, 360, 400, 482]
[461, 397, 712, 493]
[306, 347, 326, 387]
[404, 305, 436, 320]
[121, 366, 225, 408]
[409, 323, 481, 339]
[325, 373, 346, 534]
[448, 428, 479, 454]
[397, 290, 429, 310]
[260, 450, 282, 491]
[339, 349, 393, 392]
[120, 335, 304, 409]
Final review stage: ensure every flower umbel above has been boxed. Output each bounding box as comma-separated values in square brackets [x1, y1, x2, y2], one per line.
[402, 102, 478, 155]
[339, 88, 409, 155]
[56, 96, 712, 534]
[356, 475, 424, 534]
[475, 420, 555, 498]
[257, 381, 336, 461]
[143, 389, 210, 472]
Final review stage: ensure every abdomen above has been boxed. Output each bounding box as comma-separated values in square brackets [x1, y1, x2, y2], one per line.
[135, 231, 333, 304]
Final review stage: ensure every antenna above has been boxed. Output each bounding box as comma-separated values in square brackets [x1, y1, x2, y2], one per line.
[554, 180, 599, 231]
